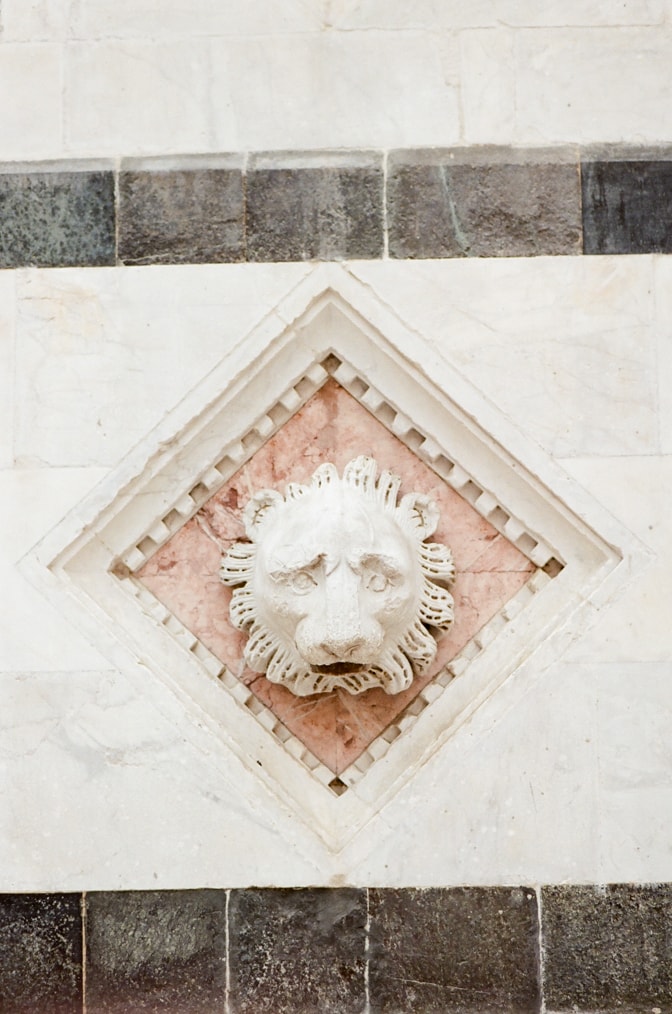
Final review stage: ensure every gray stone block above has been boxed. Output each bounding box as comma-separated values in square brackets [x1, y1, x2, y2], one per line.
[387, 149, 581, 259]
[0, 170, 115, 267]
[542, 883, 672, 1012]
[85, 890, 228, 1013]
[582, 158, 672, 254]
[229, 888, 367, 1013]
[0, 893, 82, 1013]
[247, 153, 384, 261]
[119, 166, 245, 265]
[368, 886, 541, 1013]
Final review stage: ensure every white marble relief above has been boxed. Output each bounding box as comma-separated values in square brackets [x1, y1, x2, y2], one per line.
[27, 265, 634, 861]
[5, 263, 654, 884]
[221, 456, 454, 696]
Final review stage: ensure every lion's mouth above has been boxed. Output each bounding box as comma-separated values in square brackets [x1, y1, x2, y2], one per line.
[310, 662, 368, 676]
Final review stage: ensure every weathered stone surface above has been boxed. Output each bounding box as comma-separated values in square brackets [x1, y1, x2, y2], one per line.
[228, 888, 367, 1013]
[0, 170, 115, 267]
[0, 893, 82, 1013]
[246, 153, 384, 261]
[119, 163, 245, 265]
[542, 884, 672, 1012]
[85, 890, 228, 1013]
[387, 149, 581, 258]
[368, 887, 541, 1013]
[582, 159, 672, 253]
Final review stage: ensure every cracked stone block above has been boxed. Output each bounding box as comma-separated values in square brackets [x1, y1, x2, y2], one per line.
[246, 153, 384, 261]
[85, 890, 228, 1013]
[368, 886, 541, 1013]
[582, 159, 672, 254]
[119, 163, 245, 265]
[228, 888, 367, 1013]
[0, 893, 82, 1013]
[542, 884, 672, 1012]
[387, 149, 581, 259]
[0, 170, 115, 267]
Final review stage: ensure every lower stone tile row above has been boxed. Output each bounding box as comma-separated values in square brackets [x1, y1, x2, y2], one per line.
[1, 151, 672, 268]
[0, 885, 670, 1013]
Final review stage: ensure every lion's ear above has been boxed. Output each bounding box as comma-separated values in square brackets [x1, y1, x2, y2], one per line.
[243, 490, 284, 538]
[400, 493, 439, 539]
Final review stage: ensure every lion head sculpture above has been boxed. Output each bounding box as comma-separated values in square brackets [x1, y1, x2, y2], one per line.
[220, 456, 455, 697]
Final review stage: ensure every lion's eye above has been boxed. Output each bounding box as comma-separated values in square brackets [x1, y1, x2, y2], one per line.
[287, 570, 318, 593]
[366, 571, 390, 593]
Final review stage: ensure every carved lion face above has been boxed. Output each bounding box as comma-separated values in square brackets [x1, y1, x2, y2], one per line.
[220, 456, 455, 696]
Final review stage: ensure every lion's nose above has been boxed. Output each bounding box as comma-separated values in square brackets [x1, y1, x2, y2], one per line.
[296, 560, 383, 666]
[321, 634, 367, 660]
[322, 564, 368, 660]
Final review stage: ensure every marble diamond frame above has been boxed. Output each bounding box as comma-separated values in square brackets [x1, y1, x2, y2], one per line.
[24, 265, 644, 853]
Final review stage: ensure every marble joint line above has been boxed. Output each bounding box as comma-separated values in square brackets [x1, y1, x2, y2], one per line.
[1, 146, 672, 267]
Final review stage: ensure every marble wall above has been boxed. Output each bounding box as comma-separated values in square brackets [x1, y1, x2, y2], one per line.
[1, 3, 672, 1011]
[2, 253, 670, 892]
[1, 0, 672, 158]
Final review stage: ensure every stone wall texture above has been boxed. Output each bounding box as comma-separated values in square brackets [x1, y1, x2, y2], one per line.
[2, 886, 671, 1013]
[3, 149, 672, 266]
[2, 2, 672, 1012]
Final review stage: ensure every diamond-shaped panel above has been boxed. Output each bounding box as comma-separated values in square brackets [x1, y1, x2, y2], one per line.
[138, 379, 534, 776]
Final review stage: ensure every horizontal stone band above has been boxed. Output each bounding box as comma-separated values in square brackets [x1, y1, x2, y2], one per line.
[1, 885, 670, 1011]
[0, 148, 671, 267]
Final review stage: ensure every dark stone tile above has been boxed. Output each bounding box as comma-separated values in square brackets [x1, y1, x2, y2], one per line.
[0, 893, 83, 1013]
[542, 884, 672, 1012]
[0, 170, 115, 267]
[229, 887, 366, 1013]
[85, 890, 227, 1013]
[369, 886, 541, 1013]
[247, 153, 384, 261]
[119, 166, 245, 265]
[388, 150, 581, 259]
[582, 160, 672, 253]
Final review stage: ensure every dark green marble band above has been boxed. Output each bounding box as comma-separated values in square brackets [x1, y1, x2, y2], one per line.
[1, 148, 671, 268]
[1, 885, 670, 1012]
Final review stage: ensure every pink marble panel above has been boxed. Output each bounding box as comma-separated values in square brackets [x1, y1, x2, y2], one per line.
[138, 380, 535, 774]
